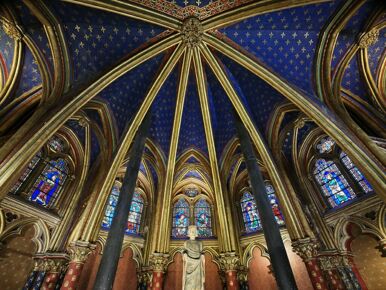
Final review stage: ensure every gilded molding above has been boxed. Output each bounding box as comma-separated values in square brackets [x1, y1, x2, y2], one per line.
[359, 28, 380, 48]
[0, 18, 22, 40]
[181, 17, 203, 48]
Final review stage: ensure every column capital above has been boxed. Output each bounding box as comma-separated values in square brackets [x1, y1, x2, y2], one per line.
[68, 240, 96, 263]
[379, 238, 386, 256]
[219, 252, 240, 272]
[317, 251, 352, 271]
[137, 267, 153, 285]
[149, 253, 169, 273]
[292, 238, 319, 261]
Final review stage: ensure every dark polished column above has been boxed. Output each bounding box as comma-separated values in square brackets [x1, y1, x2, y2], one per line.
[234, 116, 297, 290]
[93, 113, 152, 290]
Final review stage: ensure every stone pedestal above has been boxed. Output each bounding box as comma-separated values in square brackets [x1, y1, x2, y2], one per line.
[149, 253, 168, 290]
[60, 241, 95, 290]
[220, 252, 240, 290]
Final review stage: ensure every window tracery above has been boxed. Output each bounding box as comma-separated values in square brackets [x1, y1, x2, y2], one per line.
[312, 137, 373, 209]
[240, 183, 285, 234]
[171, 188, 213, 239]
[9, 135, 72, 209]
[101, 184, 146, 236]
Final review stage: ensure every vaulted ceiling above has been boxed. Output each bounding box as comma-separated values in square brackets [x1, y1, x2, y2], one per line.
[0, 0, 384, 188]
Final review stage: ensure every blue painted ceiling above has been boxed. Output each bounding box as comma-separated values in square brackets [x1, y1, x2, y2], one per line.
[0, 27, 14, 74]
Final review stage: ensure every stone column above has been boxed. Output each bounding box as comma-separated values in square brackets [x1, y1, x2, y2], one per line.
[41, 254, 68, 290]
[235, 116, 297, 290]
[237, 266, 249, 290]
[93, 113, 151, 290]
[293, 239, 329, 290]
[149, 253, 169, 290]
[220, 252, 240, 290]
[60, 241, 95, 290]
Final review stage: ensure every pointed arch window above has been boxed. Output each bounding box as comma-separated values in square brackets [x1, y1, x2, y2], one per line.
[313, 159, 356, 208]
[28, 158, 69, 207]
[194, 198, 212, 238]
[101, 185, 145, 236]
[312, 137, 373, 209]
[172, 198, 190, 238]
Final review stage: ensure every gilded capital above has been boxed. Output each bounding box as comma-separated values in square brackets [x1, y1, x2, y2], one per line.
[292, 238, 319, 261]
[219, 252, 240, 272]
[0, 18, 22, 40]
[359, 29, 379, 48]
[149, 253, 169, 272]
[68, 241, 95, 263]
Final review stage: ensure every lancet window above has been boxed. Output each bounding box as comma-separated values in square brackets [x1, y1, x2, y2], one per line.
[101, 183, 146, 236]
[312, 137, 373, 209]
[172, 189, 214, 239]
[9, 136, 71, 209]
[240, 183, 285, 234]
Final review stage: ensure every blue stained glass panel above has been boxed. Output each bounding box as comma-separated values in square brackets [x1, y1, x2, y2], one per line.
[316, 137, 335, 154]
[29, 158, 68, 207]
[340, 152, 373, 193]
[265, 184, 285, 226]
[172, 198, 190, 238]
[10, 150, 42, 194]
[194, 198, 212, 238]
[314, 159, 356, 208]
[241, 192, 261, 233]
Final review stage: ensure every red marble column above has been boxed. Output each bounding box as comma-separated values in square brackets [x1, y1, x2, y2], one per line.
[150, 271, 164, 290]
[60, 261, 84, 289]
[60, 241, 94, 290]
[225, 270, 240, 290]
[304, 259, 329, 290]
[41, 272, 61, 290]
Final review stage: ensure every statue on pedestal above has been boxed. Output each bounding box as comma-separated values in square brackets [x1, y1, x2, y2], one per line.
[182, 225, 205, 290]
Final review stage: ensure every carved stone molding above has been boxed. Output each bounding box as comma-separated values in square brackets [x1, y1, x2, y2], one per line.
[149, 253, 169, 272]
[181, 17, 203, 48]
[33, 253, 69, 272]
[68, 241, 96, 264]
[359, 29, 379, 48]
[292, 238, 319, 261]
[0, 18, 22, 40]
[379, 239, 386, 256]
[219, 252, 240, 272]
[317, 252, 352, 271]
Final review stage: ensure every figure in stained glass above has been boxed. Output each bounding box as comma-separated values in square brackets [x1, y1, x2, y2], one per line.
[316, 137, 335, 154]
[314, 159, 355, 208]
[102, 185, 120, 229]
[172, 198, 190, 238]
[29, 159, 68, 207]
[240, 192, 261, 232]
[194, 198, 212, 238]
[340, 152, 373, 193]
[265, 184, 285, 225]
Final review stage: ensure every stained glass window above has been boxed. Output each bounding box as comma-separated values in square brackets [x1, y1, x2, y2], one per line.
[265, 184, 285, 226]
[194, 198, 212, 238]
[127, 192, 144, 235]
[101, 184, 120, 230]
[316, 137, 335, 154]
[240, 192, 261, 233]
[340, 152, 373, 193]
[28, 158, 69, 207]
[10, 150, 43, 194]
[313, 159, 356, 208]
[48, 136, 66, 153]
[101, 185, 144, 235]
[172, 198, 190, 238]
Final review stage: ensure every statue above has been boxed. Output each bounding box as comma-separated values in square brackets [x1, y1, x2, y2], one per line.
[183, 225, 205, 290]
